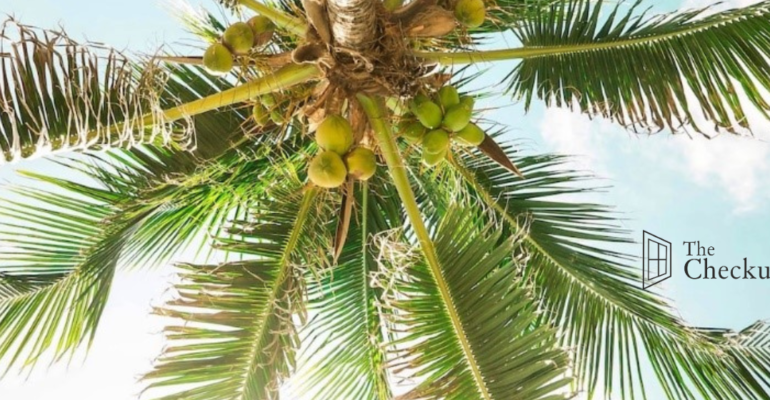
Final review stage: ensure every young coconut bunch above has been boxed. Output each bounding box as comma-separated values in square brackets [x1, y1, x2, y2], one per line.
[6, 1, 770, 400]
[309, 114, 377, 188]
[202, 15, 276, 74]
[400, 84, 488, 167]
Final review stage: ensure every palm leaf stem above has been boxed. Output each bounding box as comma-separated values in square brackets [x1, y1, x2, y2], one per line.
[3, 63, 319, 163]
[155, 63, 319, 127]
[359, 181, 391, 399]
[413, 12, 753, 65]
[357, 93, 493, 400]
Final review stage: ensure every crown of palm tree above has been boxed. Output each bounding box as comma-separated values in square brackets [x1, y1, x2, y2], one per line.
[2, 1, 770, 399]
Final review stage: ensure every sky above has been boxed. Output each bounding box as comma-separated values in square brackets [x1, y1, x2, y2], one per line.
[1, 0, 770, 399]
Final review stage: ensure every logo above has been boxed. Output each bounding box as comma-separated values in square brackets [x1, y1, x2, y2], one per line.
[643, 231, 672, 289]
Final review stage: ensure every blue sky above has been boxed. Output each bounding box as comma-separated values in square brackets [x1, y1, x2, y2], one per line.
[1, 0, 769, 399]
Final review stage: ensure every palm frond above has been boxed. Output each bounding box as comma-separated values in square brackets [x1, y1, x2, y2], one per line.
[0, 17, 316, 163]
[0, 136, 290, 371]
[0, 31, 320, 367]
[359, 93, 572, 399]
[144, 172, 332, 400]
[724, 321, 770, 382]
[382, 205, 573, 400]
[39, 146, 248, 268]
[509, 0, 770, 134]
[0, 273, 46, 300]
[0, 188, 122, 372]
[449, 140, 770, 399]
[0, 19, 173, 162]
[291, 176, 403, 400]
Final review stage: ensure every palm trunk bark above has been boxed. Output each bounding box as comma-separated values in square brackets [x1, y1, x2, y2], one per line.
[326, 0, 378, 50]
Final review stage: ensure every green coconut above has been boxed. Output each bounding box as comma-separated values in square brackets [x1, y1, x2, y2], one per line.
[223, 22, 255, 54]
[309, 151, 348, 188]
[399, 120, 427, 144]
[423, 129, 450, 155]
[443, 103, 473, 132]
[248, 16, 275, 46]
[438, 86, 461, 109]
[454, 122, 485, 146]
[422, 149, 447, 167]
[411, 100, 443, 129]
[454, 0, 486, 29]
[414, 93, 432, 105]
[253, 104, 270, 127]
[271, 110, 285, 124]
[317, 115, 354, 155]
[261, 93, 277, 108]
[203, 43, 234, 75]
[383, 0, 403, 11]
[460, 95, 475, 109]
[345, 147, 377, 181]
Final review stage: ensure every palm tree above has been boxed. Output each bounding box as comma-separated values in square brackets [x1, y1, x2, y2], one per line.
[1, 0, 770, 399]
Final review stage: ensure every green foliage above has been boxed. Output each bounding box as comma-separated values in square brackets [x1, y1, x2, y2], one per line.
[383, 206, 572, 399]
[509, 0, 770, 134]
[450, 139, 770, 399]
[144, 175, 331, 400]
[0, 187, 120, 372]
[0, 55, 297, 370]
[0, 143, 248, 372]
[291, 178, 401, 399]
[2, 0, 770, 399]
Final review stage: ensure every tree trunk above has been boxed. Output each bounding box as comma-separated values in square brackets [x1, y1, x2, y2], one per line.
[326, 0, 378, 50]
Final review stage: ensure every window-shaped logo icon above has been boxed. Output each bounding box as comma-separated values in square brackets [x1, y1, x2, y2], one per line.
[643, 231, 672, 289]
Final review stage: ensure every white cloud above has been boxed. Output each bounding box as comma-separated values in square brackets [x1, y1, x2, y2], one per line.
[539, 107, 618, 176]
[666, 134, 770, 213]
[537, 103, 770, 213]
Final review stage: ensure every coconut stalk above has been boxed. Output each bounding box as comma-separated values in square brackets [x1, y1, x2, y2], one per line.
[327, 0, 379, 49]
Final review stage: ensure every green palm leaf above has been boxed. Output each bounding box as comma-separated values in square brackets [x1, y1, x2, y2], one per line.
[144, 173, 331, 400]
[0, 188, 122, 372]
[0, 25, 315, 368]
[383, 205, 572, 400]
[0, 114, 291, 371]
[511, 0, 770, 134]
[449, 141, 770, 399]
[723, 321, 770, 381]
[291, 177, 402, 400]
[0, 273, 44, 300]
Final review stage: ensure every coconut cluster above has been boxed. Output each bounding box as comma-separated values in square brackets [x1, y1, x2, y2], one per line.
[203, 16, 276, 75]
[399, 85, 486, 167]
[308, 115, 378, 188]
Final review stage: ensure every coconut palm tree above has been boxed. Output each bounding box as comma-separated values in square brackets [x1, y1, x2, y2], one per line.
[2, 0, 770, 399]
